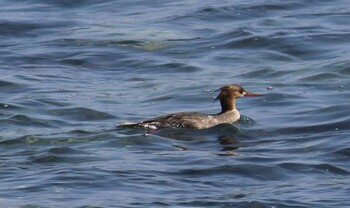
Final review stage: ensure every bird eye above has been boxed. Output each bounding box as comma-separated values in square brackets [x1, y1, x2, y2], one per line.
[239, 88, 244, 94]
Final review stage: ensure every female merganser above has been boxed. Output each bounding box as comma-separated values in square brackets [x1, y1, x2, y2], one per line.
[119, 84, 262, 129]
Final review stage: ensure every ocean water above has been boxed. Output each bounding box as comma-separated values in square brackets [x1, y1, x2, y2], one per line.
[1, 0, 350, 207]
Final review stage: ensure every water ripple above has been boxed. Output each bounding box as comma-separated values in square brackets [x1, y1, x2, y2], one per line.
[1, 0, 350, 207]
[48, 107, 115, 121]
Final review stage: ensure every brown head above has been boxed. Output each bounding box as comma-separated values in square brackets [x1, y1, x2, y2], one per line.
[214, 84, 262, 113]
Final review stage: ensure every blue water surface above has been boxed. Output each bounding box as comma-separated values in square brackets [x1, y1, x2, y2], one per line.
[0, 0, 350, 207]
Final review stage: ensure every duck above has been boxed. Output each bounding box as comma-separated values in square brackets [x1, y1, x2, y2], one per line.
[119, 84, 262, 129]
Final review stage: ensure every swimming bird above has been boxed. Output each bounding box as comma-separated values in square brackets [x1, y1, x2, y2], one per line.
[119, 84, 262, 129]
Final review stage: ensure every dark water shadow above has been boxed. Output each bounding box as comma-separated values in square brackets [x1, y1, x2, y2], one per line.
[117, 123, 249, 156]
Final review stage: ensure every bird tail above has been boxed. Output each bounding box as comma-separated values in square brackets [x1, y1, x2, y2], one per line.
[118, 122, 139, 128]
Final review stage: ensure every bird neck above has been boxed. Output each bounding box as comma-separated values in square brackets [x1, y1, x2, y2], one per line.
[220, 98, 236, 113]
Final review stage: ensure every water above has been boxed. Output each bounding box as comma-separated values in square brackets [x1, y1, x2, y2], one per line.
[1, 0, 350, 207]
